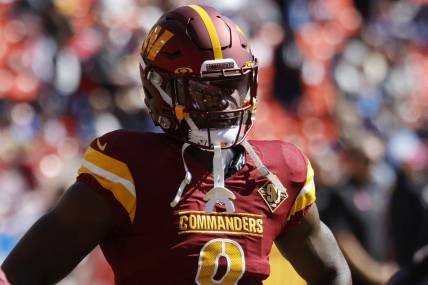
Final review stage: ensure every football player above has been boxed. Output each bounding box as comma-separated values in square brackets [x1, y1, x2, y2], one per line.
[1, 5, 351, 285]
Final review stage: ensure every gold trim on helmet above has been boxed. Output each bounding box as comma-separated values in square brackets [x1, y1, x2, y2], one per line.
[188, 5, 223, 60]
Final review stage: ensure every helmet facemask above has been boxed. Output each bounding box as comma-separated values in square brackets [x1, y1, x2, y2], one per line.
[142, 59, 257, 150]
[172, 63, 258, 150]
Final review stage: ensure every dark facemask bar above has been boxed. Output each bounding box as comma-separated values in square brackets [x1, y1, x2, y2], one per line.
[179, 64, 257, 149]
[145, 61, 258, 150]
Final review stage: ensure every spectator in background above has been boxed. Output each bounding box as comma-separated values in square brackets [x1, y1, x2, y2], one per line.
[388, 244, 428, 285]
[323, 146, 398, 285]
[328, 1, 428, 280]
[273, 31, 303, 113]
[389, 125, 428, 271]
[389, 165, 427, 268]
[415, 126, 428, 244]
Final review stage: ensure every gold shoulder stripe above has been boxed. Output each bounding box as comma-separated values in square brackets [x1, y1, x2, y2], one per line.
[287, 159, 316, 220]
[79, 165, 136, 222]
[188, 5, 223, 60]
[305, 159, 314, 184]
[78, 147, 136, 222]
[81, 146, 134, 183]
[287, 188, 316, 221]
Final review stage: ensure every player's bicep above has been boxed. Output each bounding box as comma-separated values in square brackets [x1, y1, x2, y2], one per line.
[2, 181, 113, 285]
[275, 205, 351, 285]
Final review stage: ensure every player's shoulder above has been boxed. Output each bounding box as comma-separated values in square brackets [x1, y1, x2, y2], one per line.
[78, 130, 170, 223]
[248, 139, 309, 183]
[88, 130, 169, 159]
[94, 129, 164, 149]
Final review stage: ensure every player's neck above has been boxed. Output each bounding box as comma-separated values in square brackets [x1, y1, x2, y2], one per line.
[187, 145, 244, 176]
[186, 146, 228, 164]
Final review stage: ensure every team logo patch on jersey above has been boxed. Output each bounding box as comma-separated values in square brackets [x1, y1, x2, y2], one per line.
[258, 182, 288, 213]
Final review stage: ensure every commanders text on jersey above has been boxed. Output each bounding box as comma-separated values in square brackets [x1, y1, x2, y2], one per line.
[178, 210, 264, 237]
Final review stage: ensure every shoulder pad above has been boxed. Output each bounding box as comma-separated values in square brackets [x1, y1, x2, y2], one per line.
[78, 130, 136, 222]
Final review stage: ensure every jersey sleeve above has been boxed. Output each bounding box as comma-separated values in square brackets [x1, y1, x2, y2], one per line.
[286, 157, 316, 223]
[76, 132, 137, 223]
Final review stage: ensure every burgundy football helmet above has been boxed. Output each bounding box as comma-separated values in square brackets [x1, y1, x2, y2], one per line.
[140, 5, 258, 150]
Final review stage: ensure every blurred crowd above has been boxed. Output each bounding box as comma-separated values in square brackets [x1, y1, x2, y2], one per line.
[0, 0, 428, 284]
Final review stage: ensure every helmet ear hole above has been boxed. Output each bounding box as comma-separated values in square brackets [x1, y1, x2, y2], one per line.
[148, 71, 163, 86]
[158, 116, 172, 129]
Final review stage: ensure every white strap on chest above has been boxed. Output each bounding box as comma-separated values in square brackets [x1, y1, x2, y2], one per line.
[170, 143, 192, 207]
[241, 139, 287, 196]
[213, 145, 225, 188]
[203, 145, 236, 212]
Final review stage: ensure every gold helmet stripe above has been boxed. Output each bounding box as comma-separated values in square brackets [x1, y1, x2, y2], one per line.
[188, 5, 223, 60]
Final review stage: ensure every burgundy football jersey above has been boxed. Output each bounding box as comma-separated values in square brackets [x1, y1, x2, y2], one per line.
[76, 130, 316, 284]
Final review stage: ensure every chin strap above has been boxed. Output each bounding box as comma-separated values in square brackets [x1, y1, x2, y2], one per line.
[172, 141, 276, 212]
[203, 145, 236, 212]
[170, 143, 192, 207]
[241, 139, 287, 196]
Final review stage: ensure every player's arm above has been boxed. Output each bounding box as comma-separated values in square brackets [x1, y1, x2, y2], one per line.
[1, 180, 114, 285]
[275, 204, 352, 285]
